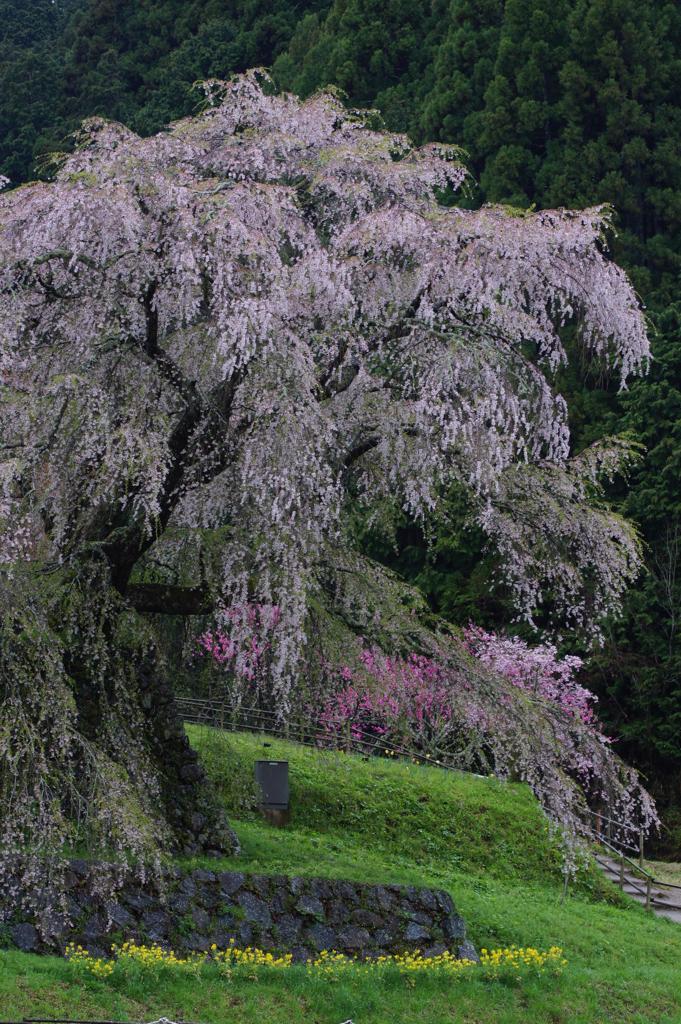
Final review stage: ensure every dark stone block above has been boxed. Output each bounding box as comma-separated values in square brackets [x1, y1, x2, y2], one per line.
[289, 877, 305, 896]
[295, 895, 324, 918]
[458, 939, 480, 963]
[41, 910, 70, 943]
[124, 892, 155, 912]
[337, 926, 371, 949]
[375, 925, 400, 946]
[309, 878, 333, 900]
[83, 913, 106, 941]
[167, 894, 191, 915]
[304, 923, 337, 951]
[218, 872, 245, 896]
[337, 882, 360, 905]
[179, 876, 197, 897]
[11, 923, 38, 952]
[82, 942, 107, 959]
[105, 902, 135, 929]
[276, 914, 302, 945]
[193, 868, 216, 883]
[270, 892, 287, 914]
[416, 889, 439, 912]
[423, 944, 448, 958]
[62, 870, 80, 891]
[406, 910, 432, 926]
[142, 909, 171, 937]
[66, 894, 85, 917]
[350, 908, 385, 928]
[373, 887, 397, 913]
[405, 922, 431, 943]
[249, 875, 271, 897]
[436, 891, 456, 914]
[327, 900, 350, 925]
[191, 907, 211, 932]
[238, 891, 272, 928]
[443, 914, 466, 941]
[186, 932, 210, 952]
[215, 911, 236, 927]
[238, 922, 253, 945]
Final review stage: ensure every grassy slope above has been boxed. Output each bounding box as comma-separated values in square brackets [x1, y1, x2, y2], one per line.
[1, 726, 680, 1024]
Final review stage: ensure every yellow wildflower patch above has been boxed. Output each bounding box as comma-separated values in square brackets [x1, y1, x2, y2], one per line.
[65, 940, 566, 983]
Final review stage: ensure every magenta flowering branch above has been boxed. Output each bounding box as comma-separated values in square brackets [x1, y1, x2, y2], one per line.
[196, 602, 283, 697]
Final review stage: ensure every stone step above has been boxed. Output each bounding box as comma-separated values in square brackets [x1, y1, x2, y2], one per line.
[654, 906, 681, 925]
[594, 850, 681, 923]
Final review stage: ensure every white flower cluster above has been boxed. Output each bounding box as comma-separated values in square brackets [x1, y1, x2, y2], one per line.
[0, 70, 649, 698]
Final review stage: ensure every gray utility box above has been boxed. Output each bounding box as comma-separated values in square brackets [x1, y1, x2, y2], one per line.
[255, 760, 289, 809]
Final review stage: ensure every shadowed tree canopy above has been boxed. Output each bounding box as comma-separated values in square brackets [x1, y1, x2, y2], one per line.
[0, 73, 655, 875]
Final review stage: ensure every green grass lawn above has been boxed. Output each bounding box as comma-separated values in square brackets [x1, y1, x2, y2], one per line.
[2, 726, 680, 1024]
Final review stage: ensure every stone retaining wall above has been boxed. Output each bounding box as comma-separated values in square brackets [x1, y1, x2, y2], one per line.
[4, 861, 478, 963]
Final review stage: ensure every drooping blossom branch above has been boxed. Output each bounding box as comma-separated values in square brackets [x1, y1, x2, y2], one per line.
[1, 70, 650, 695]
[462, 625, 596, 726]
[196, 602, 282, 692]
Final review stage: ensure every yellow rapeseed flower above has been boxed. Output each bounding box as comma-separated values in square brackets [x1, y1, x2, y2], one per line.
[64, 941, 566, 983]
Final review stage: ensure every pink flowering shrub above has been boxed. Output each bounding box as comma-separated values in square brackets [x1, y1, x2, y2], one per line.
[317, 629, 597, 754]
[462, 625, 597, 727]
[318, 649, 459, 757]
[196, 602, 282, 693]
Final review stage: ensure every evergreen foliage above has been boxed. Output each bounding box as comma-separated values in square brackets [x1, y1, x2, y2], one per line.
[0, 0, 331, 184]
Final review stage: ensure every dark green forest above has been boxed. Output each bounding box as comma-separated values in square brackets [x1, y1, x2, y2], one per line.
[2, 0, 680, 850]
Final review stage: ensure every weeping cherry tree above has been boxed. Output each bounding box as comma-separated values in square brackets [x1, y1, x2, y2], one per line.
[0, 71, 655, 873]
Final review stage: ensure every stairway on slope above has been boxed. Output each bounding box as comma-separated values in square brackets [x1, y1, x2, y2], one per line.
[595, 853, 681, 924]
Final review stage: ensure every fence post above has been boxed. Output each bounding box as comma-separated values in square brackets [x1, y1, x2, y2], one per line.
[639, 830, 644, 869]
[646, 876, 652, 911]
[619, 854, 625, 890]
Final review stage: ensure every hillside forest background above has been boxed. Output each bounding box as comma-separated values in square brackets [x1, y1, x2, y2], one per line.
[2, 0, 680, 852]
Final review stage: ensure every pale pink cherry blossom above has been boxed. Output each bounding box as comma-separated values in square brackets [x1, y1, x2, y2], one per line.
[0, 71, 654, 869]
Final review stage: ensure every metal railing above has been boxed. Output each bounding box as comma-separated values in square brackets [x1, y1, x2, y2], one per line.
[176, 694, 484, 777]
[0, 1019, 196, 1024]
